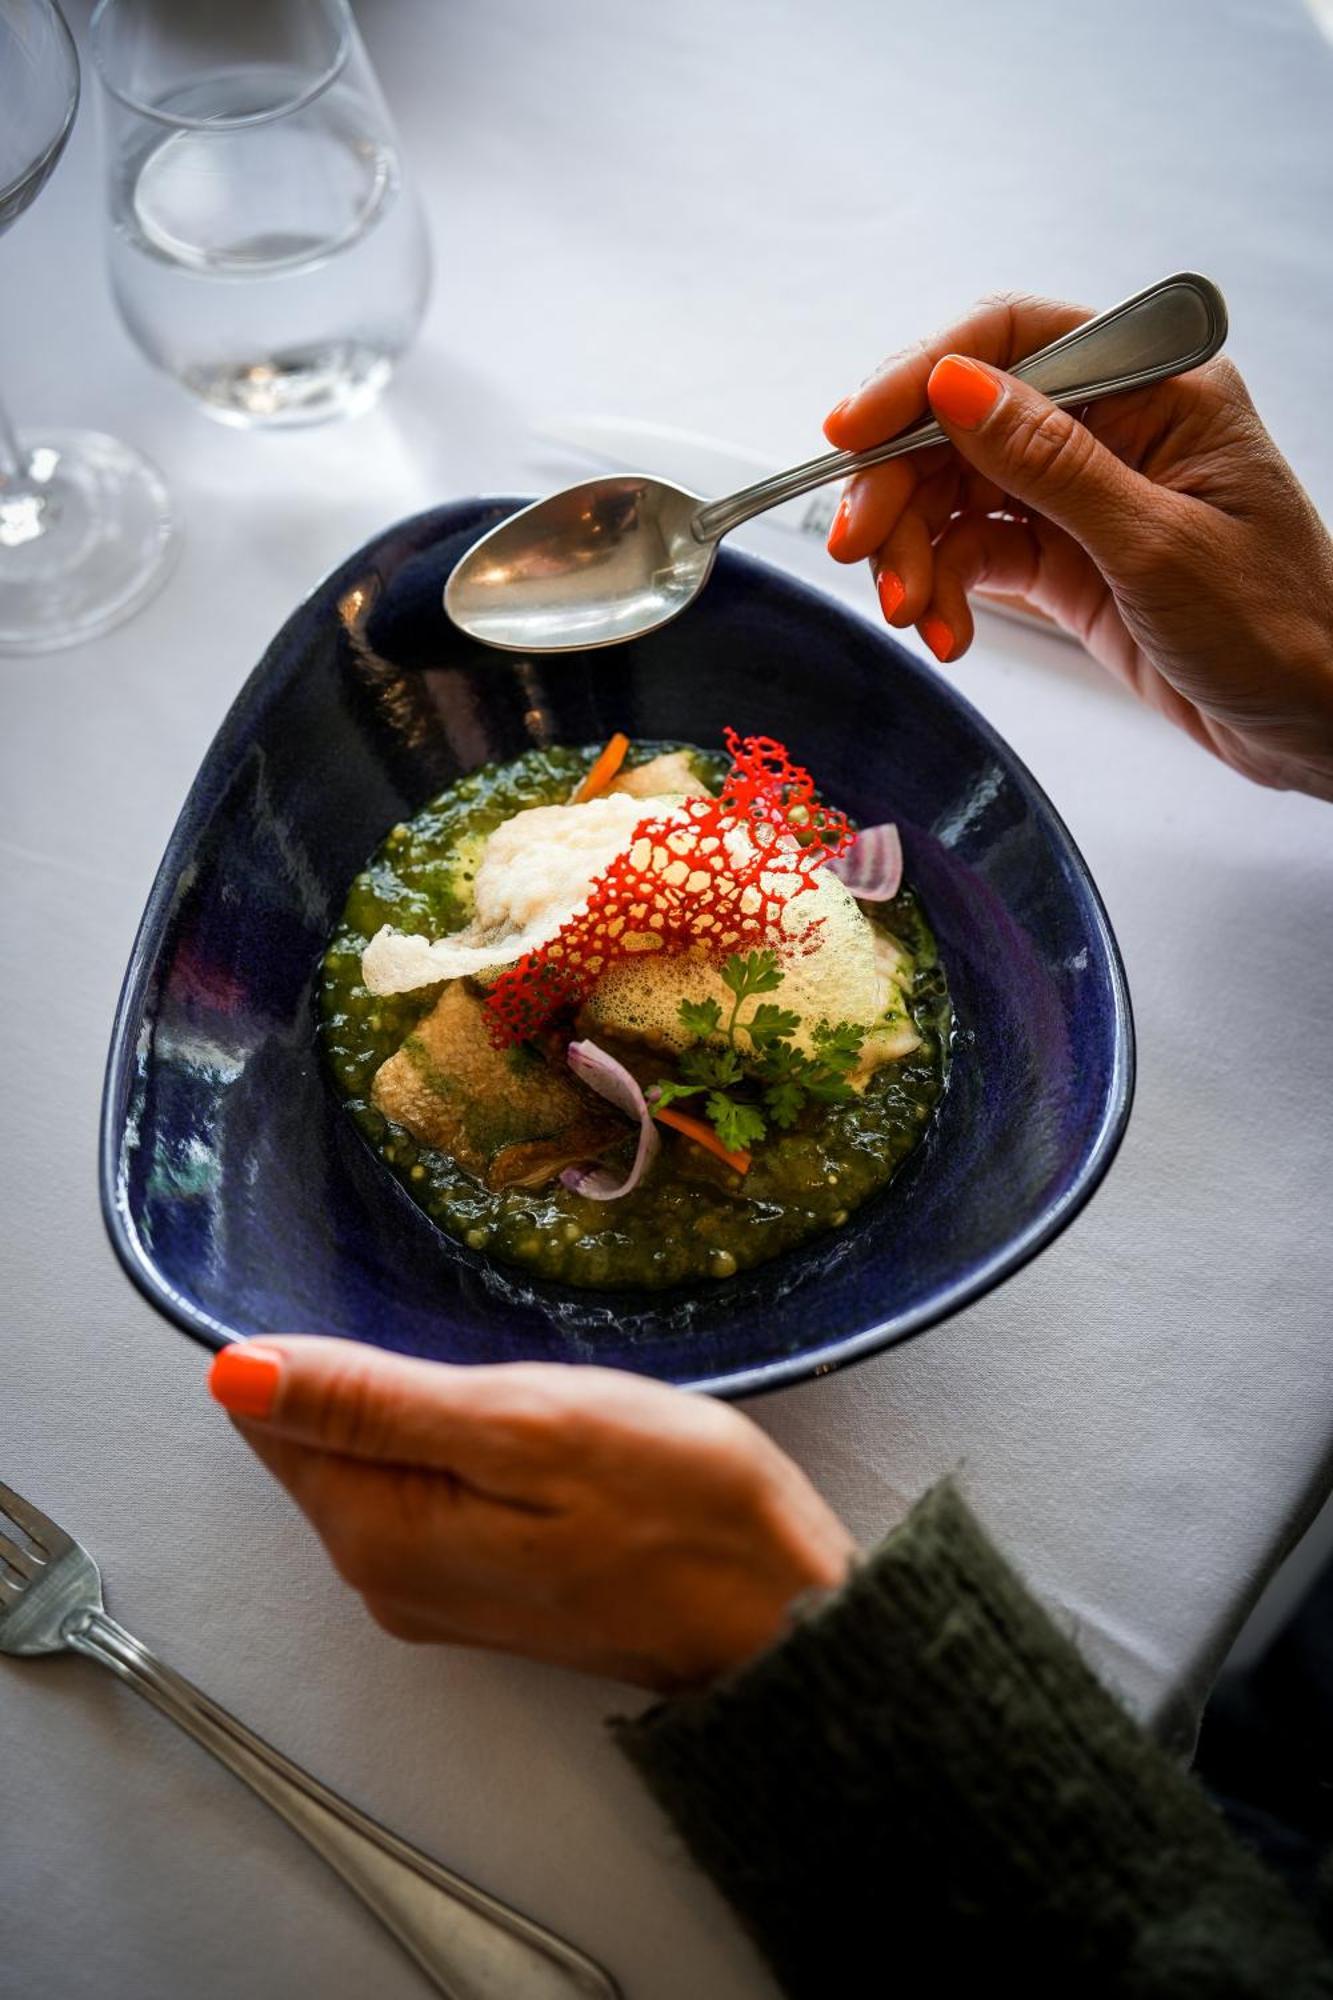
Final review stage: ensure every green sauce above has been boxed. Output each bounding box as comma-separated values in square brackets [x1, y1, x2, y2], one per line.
[319, 743, 952, 1289]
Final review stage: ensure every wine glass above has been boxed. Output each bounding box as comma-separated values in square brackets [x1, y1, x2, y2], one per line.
[0, 0, 174, 654]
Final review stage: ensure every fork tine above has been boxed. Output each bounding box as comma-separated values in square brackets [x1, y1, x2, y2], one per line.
[0, 1478, 65, 1557]
[0, 1528, 40, 1580]
[0, 1570, 23, 1604]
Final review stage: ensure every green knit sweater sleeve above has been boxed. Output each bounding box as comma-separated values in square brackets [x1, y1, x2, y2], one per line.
[614, 1481, 1333, 1999]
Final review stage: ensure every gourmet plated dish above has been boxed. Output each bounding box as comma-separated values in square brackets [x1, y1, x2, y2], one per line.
[103, 499, 1130, 1386]
[320, 732, 952, 1290]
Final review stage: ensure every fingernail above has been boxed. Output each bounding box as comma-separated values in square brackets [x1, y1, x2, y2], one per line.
[209, 1343, 282, 1420]
[920, 614, 955, 664]
[826, 493, 855, 558]
[928, 355, 1001, 431]
[876, 568, 906, 621]
[823, 396, 852, 443]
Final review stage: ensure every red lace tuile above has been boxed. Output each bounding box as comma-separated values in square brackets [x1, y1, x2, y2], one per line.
[485, 730, 855, 1045]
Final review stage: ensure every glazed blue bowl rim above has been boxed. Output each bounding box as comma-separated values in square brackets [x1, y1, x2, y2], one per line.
[99, 499, 1136, 1397]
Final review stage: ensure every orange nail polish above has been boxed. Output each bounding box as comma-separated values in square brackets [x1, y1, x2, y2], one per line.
[876, 569, 906, 621]
[920, 615, 955, 664]
[928, 354, 1001, 431]
[827, 494, 855, 559]
[209, 1343, 282, 1420]
[823, 396, 852, 443]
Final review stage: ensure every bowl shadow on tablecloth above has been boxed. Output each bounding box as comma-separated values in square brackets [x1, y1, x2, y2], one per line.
[101, 499, 1133, 1397]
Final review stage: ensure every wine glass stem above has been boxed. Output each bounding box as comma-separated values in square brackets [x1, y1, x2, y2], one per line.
[0, 386, 27, 479]
[0, 386, 50, 548]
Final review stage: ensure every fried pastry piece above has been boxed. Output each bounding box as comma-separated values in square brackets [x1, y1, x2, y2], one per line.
[371, 982, 619, 1187]
[578, 881, 921, 1082]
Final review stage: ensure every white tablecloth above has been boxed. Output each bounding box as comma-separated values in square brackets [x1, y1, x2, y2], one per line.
[4, 3, 1332, 1995]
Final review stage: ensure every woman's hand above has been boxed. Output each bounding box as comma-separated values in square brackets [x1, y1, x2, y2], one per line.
[209, 1338, 855, 1691]
[823, 293, 1333, 800]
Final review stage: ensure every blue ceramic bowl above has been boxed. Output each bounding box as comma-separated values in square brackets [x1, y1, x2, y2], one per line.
[100, 499, 1133, 1396]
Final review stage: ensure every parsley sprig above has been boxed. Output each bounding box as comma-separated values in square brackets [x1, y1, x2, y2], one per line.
[652, 951, 866, 1156]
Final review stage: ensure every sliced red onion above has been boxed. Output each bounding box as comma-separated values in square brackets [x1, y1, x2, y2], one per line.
[829, 822, 903, 902]
[559, 1038, 660, 1200]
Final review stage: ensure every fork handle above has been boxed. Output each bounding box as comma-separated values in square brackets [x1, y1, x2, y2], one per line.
[66, 1609, 619, 2000]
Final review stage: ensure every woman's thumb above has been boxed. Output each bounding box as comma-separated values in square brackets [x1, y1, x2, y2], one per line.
[207, 1335, 563, 1494]
[926, 353, 1153, 561]
[208, 1334, 462, 1465]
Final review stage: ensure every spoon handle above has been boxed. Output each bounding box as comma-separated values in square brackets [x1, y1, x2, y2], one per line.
[690, 272, 1227, 545]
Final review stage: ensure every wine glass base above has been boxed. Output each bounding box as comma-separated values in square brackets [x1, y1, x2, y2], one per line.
[0, 430, 176, 653]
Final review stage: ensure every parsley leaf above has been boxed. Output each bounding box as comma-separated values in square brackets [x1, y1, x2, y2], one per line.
[763, 1077, 807, 1128]
[678, 996, 723, 1040]
[650, 1079, 707, 1109]
[706, 1094, 768, 1154]
[811, 1019, 867, 1075]
[653, 963, 872, 1161]
[720, 949, 783, 1002]
[752, 1037, 808, 1081]
[745, 1002, 802, 1052]
[680, 1043, 743, 1089]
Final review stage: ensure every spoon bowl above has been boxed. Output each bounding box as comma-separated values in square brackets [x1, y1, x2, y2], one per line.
[445, 273, 1228, 654]
[444, 475, 712, 652]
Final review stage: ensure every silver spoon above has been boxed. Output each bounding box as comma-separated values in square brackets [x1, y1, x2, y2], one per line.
[445, 272, 1226, 654]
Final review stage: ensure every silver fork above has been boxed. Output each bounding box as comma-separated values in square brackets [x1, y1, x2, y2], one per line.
[0, 1477, 620, 2000]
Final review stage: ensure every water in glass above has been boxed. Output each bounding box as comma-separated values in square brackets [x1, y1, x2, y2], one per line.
[95, 4, 430, 427]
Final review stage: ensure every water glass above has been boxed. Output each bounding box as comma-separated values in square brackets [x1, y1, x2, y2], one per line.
[90, 0, 431, 428]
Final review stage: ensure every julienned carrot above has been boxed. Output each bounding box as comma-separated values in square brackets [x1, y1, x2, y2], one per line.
[653, 1105, 751, 1175]
[572, 732, 630, 803]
